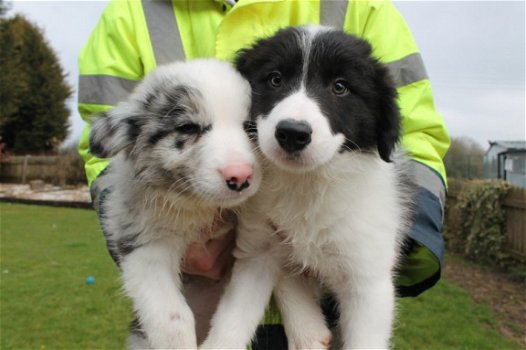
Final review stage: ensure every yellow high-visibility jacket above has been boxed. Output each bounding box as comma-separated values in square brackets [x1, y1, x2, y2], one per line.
[78, 0, 449, 304]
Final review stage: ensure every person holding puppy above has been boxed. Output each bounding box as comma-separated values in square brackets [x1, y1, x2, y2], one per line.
[78, 0, 450, 348]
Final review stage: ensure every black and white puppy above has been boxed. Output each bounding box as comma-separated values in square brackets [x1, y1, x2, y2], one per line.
[202, 27, 414, 349]
[89, 59, 261, 349]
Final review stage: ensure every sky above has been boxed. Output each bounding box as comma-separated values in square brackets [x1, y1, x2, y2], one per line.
[8, 0, 526, 150]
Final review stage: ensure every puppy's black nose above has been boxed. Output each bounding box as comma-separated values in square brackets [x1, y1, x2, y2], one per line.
[275, 119, 312, 153]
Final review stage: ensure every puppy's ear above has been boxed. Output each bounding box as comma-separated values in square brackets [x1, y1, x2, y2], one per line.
[89, 106, 143, 158]
[376, 71, 401, 162]
[234, 48, 252, 79]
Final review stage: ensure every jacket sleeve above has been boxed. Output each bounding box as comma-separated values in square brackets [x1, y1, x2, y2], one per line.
[77, 1, 149, 187]
[344, 1, 450, 296]
[347, 1, 450, 184]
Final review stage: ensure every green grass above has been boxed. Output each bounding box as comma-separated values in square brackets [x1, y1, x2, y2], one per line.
[1, 203, 522, 349]
[1, 203, 131, 349]
[394, 282, 520, 349]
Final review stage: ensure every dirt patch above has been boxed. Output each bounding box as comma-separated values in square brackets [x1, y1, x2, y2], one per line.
[444, 254, 526, 346]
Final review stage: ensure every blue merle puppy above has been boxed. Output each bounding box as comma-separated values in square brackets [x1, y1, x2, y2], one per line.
[89, 59, 262, 349]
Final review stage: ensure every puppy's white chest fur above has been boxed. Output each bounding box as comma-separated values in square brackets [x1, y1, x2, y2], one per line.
[259, 153, 402, 275]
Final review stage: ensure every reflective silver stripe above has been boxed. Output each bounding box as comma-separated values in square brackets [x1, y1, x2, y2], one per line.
[318, 1, 426, 88]
[412, 161, 446, 208]
[78, 75, 138, 105]
[142, 0, 185, 65]
[319, 0, 348, 28]
[386, 53, 429, 88]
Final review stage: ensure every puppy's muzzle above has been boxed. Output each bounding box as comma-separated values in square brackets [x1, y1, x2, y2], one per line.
[275, 119, 312, 153]
[219, 164, 253, 192]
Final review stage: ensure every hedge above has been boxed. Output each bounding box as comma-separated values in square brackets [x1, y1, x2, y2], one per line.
[443, 179, 524, 277]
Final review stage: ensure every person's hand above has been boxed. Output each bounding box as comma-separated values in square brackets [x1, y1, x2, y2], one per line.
[182, 219, 236, 280]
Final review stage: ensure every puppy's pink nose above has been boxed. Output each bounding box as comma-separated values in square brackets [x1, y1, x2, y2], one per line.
[219, 163, 253, 192]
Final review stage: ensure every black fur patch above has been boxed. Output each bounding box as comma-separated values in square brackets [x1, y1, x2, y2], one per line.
[148, 129, 174, 146]
[126, 116, 144, 142]
[142, 88, 161, 111]
[89, 138, 105, 157]
[129, 315, 146, 338]
[243, 120, 258, 142]
[148, 86, 199, 119]
[117, 232, 143, 256]
[236, 27, 401, 162]
[138, 86, 210, 150]
[236, 28, 304, 121]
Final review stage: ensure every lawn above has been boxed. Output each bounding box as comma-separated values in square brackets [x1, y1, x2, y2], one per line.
[1, 203, 522, 349]
[1, 203, 131, 349]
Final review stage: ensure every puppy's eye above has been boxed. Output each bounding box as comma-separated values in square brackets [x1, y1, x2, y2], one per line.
[176, 123, 201, 134]
[332, 79, 349, 96]
[268, 71, 282, 88]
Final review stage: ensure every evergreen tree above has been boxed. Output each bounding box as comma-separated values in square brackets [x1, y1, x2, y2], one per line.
[0, 14, 72, 153]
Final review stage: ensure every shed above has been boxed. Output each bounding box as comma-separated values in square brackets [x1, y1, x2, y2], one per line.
[484, 141, 526, 188]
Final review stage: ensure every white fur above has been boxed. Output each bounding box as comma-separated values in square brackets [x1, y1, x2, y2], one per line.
[202, 29, 413, 349]
[91, 59, 261, 349]
[203, 154, 410, 349]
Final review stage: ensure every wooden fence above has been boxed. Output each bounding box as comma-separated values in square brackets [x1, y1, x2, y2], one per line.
[504, 187, 526, 260]
[0, 155, 86, 185]
[446, 179, 526, 261]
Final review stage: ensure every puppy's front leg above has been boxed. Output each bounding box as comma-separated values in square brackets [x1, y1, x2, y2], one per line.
[121, 238, 197, 349]
[200, 252, 280, 349]
[274, 275, 331, 350]
[336, 275, 395, 349]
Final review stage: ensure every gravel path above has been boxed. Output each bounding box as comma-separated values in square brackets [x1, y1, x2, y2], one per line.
[0, 183, 91, 207]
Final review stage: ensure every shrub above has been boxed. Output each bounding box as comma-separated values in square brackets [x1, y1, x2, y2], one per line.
[444, 179, 520, 272]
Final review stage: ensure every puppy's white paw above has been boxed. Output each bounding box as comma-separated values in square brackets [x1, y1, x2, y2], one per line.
[145, 312, 197, 349]
[288, 325, 332, 350]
